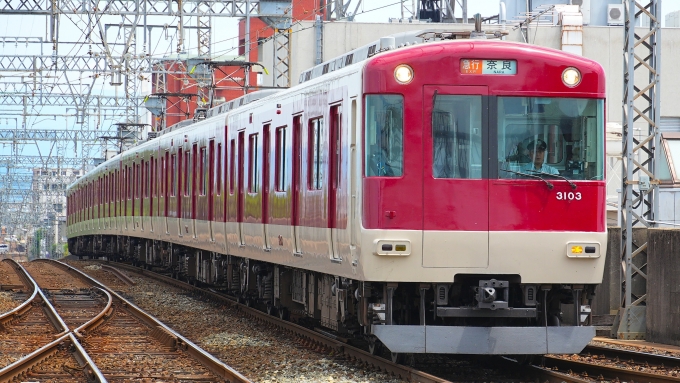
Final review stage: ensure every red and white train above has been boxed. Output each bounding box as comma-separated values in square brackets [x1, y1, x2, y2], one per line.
[67, 30, 607, 357]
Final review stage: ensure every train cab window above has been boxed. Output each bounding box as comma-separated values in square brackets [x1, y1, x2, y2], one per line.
[309, 118, 324, 189]
[432, 95, 483, 179]
[365, 95, 403, 177]
[275, 126, 287, 191]
[249, 134, 259, 193]
[497, 97, 604, 181]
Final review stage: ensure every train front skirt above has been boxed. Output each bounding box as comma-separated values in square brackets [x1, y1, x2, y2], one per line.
[373, 325, 595, 354]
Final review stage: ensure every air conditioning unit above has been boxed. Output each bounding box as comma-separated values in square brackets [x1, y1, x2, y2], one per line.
[608, 4, 624, 26]
[570, 0, 590, 25]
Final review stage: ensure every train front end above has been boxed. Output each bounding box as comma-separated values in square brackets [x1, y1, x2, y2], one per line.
[360, 40, 607, 355]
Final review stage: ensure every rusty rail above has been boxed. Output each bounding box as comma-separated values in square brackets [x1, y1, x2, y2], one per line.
[50, 260, 251, 383]
[0, 333, 106, 383]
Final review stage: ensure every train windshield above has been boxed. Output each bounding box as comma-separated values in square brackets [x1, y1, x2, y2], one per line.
[365, 95, 404, 177]
[497, 97, 604, 181]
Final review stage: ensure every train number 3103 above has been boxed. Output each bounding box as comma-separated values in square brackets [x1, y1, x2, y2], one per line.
[556, 191, 582, 200]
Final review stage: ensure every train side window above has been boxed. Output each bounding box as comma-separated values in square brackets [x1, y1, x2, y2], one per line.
[136, 163, 141, 199]
[365, 95, 404, 177]
[184, 150, 190, 196]
[432, 95, 483, 179]
[127, 166, 132, 200]
[230, 139, 236, 194]
[309, 117, 324, 189]
[275, 126, 287, 191]
[249, 133, 259, 193]
[216, 143, 222, 195]
[171, 153, 177, 197]
[200, 146, 207, 196]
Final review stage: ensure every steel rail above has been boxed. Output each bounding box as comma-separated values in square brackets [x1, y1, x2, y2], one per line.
[73, 287, 114, 338]
[0, 333, 106, 382]
[0, 260, 105, 382]
[100, 264, 136, 286]
[48, 259, 252, 383]
[103, 261, 451, 383]
[542, 354, 680, 383]
[583, 344, 680, 368]
[0, 259, 38, 329]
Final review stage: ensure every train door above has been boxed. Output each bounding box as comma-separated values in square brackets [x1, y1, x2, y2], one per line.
[164, 151, 170, 234]
[329, 104, 342, 261]
[149, 157, 155, 232]
[177, 148, 183, 236]
[422, 85, 489, 268]
[262, 124, 271, 250]
[292, 115, 303, 254]
[237, 131, 245, 245]
[208, 140, 215, 241]
[192, 143, 198, 238]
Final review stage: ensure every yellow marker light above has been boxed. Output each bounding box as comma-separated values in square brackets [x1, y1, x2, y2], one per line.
[562, 67, 581, 87]
[394, 64, 414, 84]
[571, 246, 583, 254]
[395, 245, 407, 251]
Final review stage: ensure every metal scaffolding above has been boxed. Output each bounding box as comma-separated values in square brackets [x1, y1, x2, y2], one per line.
[0, 0, 292, 247]
[613, 0, 661, 340]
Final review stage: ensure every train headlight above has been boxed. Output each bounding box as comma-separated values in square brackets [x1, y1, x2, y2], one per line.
[562, 67, 581, 87]
[567, 242, 600, 258]
[394, 64, 414, 84]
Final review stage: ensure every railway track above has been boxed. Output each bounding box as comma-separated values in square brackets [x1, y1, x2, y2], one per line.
[73, 260, 680, 383]
[0, 259, 70, 368]
[1, 259, 250, 383]
[68, 260, 610, 383]
[536, 343, 680, 382]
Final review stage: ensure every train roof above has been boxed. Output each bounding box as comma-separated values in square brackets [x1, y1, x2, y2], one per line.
[298, 28, 506, 85]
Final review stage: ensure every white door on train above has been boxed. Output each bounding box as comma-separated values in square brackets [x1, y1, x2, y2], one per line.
[329, 104, 342, 261]
[292, 116, 302, 254]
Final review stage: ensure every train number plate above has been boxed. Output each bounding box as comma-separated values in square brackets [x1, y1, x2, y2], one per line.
[556, 191, 582, 201]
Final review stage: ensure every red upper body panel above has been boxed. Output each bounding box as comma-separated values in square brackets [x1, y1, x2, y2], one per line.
[362, 40, 606, 233]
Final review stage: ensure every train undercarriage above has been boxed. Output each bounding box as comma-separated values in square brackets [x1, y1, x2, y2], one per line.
[69, 234, 597, 358]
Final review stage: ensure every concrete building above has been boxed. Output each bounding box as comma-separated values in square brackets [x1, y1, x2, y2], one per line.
[667, 10, 680, 27]
[32, 167, 82, 255]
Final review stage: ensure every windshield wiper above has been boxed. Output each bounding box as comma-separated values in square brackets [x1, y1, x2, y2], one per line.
[526, 170, 577, 190]
[500, 168, 554, 189]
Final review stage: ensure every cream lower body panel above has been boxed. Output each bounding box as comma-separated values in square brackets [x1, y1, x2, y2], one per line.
[360, 229, 607, 283]
[69, 219, 605, 286]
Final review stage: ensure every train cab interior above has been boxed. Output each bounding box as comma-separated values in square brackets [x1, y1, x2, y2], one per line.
[498, 97, 604, 181]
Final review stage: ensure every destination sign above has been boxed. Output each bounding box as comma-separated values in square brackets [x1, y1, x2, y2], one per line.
[460, 59, 517, 75]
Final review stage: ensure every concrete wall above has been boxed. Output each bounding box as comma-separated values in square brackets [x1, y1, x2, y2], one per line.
[647, 228, 680, 345]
